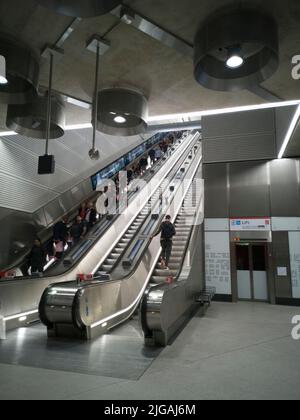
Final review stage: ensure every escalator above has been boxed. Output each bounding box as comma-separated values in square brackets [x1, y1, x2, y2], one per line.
[0, 132, 199, 337]
[38, 133, 206, 345]
[12, 133, 184, 278]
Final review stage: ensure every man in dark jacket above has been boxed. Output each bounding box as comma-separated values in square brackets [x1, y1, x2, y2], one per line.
[152, 215, 176, 269]
[70, 216, 87, 244]
[53, 216, 69, 259]
[85, 202, 97, 228]
[53, 217, 68, 243]
[29, 238, 47, 275]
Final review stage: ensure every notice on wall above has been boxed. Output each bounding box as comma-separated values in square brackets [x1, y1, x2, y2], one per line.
[205, 232, 231, 295]
[230, 218, 271, 231]
[289, 232, 300, 299]
[277, 267, 288, 277]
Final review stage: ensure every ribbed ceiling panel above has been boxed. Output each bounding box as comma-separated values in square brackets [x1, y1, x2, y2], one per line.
[0, 173, 59, 212]
[0, 129, 148, 213]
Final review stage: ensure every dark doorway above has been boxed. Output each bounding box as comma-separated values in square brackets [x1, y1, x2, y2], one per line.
[235, 243, 269, 301]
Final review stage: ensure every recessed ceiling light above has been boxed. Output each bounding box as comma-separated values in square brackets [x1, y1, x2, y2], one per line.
[114, 116, 126, 124]
[226, 55, 244, 69]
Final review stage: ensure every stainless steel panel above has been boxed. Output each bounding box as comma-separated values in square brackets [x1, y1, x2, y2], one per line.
[272, 232, 293, 298]
[0, 207, 36, 270]
[275, 105, 298, 154]
[270, 159, 300, 217]
[229, 161, 270, 217]
[203, 133, 276, 163]
[203, 109, 275, 139]
[202, 109, 276, 163]
[203, 163, 228, 218]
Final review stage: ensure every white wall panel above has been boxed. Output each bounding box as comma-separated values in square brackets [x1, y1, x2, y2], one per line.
[205, 218, 229, 231]
[289, 232, 300, 298]
[205, 231, 231, 295]
[272, 217, 300, 231]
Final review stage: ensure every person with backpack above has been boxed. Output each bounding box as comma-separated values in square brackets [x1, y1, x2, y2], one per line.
[151, 215, 176, 270]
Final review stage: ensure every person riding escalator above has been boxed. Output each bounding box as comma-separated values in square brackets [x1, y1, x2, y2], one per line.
[28, 238, 47, 276]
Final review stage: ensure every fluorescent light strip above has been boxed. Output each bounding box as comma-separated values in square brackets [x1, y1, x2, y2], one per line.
[64, 123, 92, 130]
[4, 309, 39, 322]
[148, 99, 300, 122]
[1, 99, 300, 136]
[0, 131, 17, 136]
[278, 105, 300, 159]
[0, 124, 93, 137]
[66, 97, 91, 110]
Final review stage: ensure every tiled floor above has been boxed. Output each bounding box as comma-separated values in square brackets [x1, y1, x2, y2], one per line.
[0, 302, 300, 400]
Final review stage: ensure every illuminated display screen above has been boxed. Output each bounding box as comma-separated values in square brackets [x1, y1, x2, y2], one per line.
[91, 131, 183, 190]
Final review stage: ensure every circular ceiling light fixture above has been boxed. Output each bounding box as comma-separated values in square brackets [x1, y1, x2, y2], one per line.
[0, 55, 8, 84]
[194, 9, 279, 91]
[35, 0, 122, 18]
[6, 93, 65, 139]
[0, 36, 39, 104]
[97, 88, 148, 136]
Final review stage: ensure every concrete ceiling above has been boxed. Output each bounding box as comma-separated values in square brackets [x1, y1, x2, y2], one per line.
[0, 0, 300, 129]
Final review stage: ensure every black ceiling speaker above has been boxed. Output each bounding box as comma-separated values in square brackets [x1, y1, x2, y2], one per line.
[194, 8, 279, 92]
[35, 0, 122, 17]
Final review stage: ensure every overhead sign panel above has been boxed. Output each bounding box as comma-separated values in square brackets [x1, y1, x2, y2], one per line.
[230, 218, 271, 231]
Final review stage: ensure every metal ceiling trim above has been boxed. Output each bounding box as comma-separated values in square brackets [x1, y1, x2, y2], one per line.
[111, 6, 194, 58]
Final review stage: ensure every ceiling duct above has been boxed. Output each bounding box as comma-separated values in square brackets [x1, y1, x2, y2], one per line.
[0, 36, 39, 104]
[6, 93, 65, 139]
[36, 0, 122, 17]
[97, 88, 148, 136]
[194, 9, 279, 92]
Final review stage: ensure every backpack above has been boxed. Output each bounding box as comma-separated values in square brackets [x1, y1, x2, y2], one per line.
[161, 222, 176, 239]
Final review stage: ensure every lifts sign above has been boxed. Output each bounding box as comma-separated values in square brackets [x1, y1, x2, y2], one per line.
[230, 218, 271, 231]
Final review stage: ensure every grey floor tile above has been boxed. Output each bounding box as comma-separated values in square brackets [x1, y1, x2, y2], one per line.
[1, 302, 300, 400]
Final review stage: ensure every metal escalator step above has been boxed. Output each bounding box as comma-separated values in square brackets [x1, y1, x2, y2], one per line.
[168, 264, 180, 270]
[151, 276, 168, 283]
[102, 265, 113, 271]
[154, 269, 177, 276]
[107, 258, 117, 264]
[168, 257, 181, 263]
[171, 252, 184, 257]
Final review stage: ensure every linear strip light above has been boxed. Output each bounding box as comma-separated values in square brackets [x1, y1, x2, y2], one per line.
[278, 105, 300, 159]
[0, 123, 93, 136]
[1, 99, 300, 136]
[66, 97, 91, 109]
[64, 123, 93, 130]
[0, 131, 17, 136]
[4, 309, 39, 322]
[147, 99, 300, 122]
